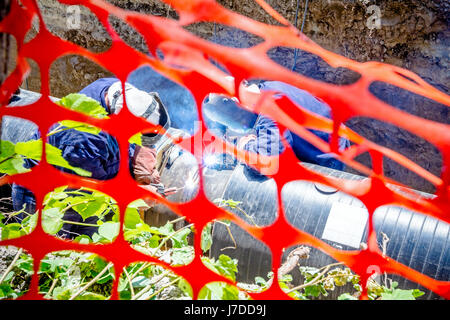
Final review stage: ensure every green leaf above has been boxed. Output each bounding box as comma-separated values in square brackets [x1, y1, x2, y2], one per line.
[123, 223, 152, 243]
[0, 284, 14, 298]
[279, 274, 293, 283]
[75, 292, 108, 300]
[198, 282, 241, 300]
[20, 213, 37, 235]
[91, 233, 103, 243]
[223, 284, 246, 300]
[178, 278, 193, 298]
[1, 223, 26, 240]
[118, 277, 128, 292]
[17, 257, 34, 274]
[73, 235, 92, 244]
[171, 227, 191, 248]
[91, 255, 107, 271]
[131, 276, 152, 288]
[299, 266, 320, 278]
[39, 256, 74, 274]
[58, 120, 102, 135]
[45, 143, 92, 177]
[198, 282, 224, 300]
[0, 140, 35, 175]
[412, 289, 425, 298]
[170, 247, 194, 266]
[11, 157, 30, 173]
[71, 193, 110, 221]
[147, 234, 161, 248]
[119, 290, 132, 300]
[0, 154, 29, 175]
[2, 271, 14, 282]
[1, 140, 16, 157]
[201, 223, 213, 253]
[129, 133, 143, 146]
[53, 287, 72, 300]
[380, 288, 419, 300]
[254, 276, 268, 288]
[128, 199, 150, 210]
[42, 207, 64, 235]
[15, 139, 43, 160]
[0, 139, 17, 172]
[124, 207, 142, 229]
[149, 222, 174, 236]
[304, 284, 321, 297]
[51, 191, 68, 200]
[56, 93, 108, 119]
[98, 222, 120, 242]
[338, 293, 358, 300]
[201, 254, 238, 282]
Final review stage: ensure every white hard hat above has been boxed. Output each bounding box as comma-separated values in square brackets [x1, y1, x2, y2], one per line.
[106, 81, 161, 125]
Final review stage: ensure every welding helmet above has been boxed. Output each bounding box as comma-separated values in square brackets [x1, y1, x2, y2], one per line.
[107, 81, 170, 145]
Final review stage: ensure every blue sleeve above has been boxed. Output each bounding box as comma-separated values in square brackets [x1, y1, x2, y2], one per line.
[243, 115, 292, 157]
[259, 81, 350, 170]
[128, 143, 136, 179]
[78, 77, 118, 110]
[242, 115, 293, 177]
[48, 127, 120, 180]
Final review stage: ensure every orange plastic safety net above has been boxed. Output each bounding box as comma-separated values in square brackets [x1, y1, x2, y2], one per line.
[1, 0, 449, 300]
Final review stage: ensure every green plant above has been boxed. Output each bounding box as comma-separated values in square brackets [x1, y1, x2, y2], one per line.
[0, 247, 34, 299]
[124, 200, 194, 266]
[38, 250, 114, 300]
[118, 262, 192, 300]
[198, 282, 250, 300]
[0, 205, 38, 240]
[42, 186, 119, 242]
[198, 219, 250, 300]
[279, 262, 425, 300]
[198, 253, 250, 300]
[372, 281, 424, 300]
[214, 198, 259, 227]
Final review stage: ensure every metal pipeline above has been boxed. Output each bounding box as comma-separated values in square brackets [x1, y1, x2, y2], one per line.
[155, 137, 449, 300]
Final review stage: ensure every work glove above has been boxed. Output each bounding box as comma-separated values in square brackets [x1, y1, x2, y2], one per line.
[139, 183, 178, 207]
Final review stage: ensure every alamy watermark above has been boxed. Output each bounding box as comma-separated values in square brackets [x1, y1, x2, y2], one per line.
[358, 0, 382, 30]
[66, 5, 81, 30]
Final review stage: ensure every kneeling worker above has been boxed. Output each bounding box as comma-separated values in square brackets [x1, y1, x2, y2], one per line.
[11, 77, 175, 239]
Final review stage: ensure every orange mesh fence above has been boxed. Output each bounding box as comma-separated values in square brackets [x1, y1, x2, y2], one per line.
[0, 0, 449, 300]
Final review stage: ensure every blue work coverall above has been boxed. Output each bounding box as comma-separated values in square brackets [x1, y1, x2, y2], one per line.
[244, 81, 350, 171]
[11, 78, 128, 238]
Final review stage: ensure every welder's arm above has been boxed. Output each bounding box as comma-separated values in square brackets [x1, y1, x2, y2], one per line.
[132, 145, 161, 185]
[132, 145, 178, 200]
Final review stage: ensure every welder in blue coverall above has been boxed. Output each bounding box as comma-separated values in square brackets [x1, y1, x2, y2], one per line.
[11, 78, 174, 239]
[233, 81, 350, 172]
